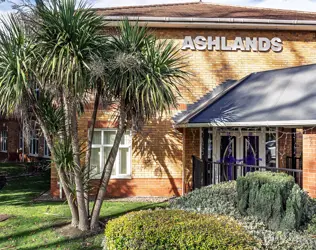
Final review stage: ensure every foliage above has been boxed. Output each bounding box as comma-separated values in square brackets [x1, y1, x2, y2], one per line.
[170, 179, 316, 249]
[237, 171, 312, 230]
[91, 19, 190, 229]
[105, 19, 189, 129]
[0, 0, 189, 231]
[170, 181, 239, 217]
[242, 216, 316, 250]
[104, 209, 257, 250]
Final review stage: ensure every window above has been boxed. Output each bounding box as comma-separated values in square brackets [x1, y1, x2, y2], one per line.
[0, 130, 7, 152]
[29, 129, 39, 155]
[44, 139, 51, 158]
[91, 130, 132, 178]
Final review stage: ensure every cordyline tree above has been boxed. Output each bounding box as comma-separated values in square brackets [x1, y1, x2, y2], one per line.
[0, 0, 189, 231]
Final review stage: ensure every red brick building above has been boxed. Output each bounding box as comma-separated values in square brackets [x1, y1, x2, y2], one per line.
[6, 2, 316, 198]
[0, 118, 50, 162]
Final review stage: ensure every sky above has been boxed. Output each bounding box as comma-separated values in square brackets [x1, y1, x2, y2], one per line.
[2, 0, 316, 15]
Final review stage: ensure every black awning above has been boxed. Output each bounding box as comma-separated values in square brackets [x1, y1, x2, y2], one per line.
[176, 64, 316, 126]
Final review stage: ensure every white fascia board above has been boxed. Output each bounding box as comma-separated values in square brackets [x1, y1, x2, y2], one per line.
[175, 120, 316, 128]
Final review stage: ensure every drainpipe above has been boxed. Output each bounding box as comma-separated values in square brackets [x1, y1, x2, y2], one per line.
[58, 181, 63, 199]
[182, 128, 186, 196]
[292, 128, 296, 169]
[22, 129, 24, 162]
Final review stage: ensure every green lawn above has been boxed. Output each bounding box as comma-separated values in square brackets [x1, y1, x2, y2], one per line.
[0, 164, 165, 249]
[0, 163, 27, 176]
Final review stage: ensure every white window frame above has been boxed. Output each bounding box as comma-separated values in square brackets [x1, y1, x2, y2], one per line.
[91, 129, 132, 179]
[43, 139, 51, 158]
[0, 130, 8, 152]
[19, 130, 23, 150]
[29, 128, 39, 156]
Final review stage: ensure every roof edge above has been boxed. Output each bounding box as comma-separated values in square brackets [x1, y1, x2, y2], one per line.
[175, 120, 316, 128]
[103, 16, 316, 31]
[176, 74, 252, 125]
[94, 1, 316, 16]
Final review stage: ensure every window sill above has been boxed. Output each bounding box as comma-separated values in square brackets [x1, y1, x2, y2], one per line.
[0, 151, 7, 153]
[91, 175, 132, 180]
[28, 154, 39, 157]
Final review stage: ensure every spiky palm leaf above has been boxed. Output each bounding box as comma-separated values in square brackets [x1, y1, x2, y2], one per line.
[106, 20, 189, 128]
[33, 0, 107, 95]
[0, 14, 36, 114]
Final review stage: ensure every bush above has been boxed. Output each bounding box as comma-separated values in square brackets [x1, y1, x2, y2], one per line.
[170, 179, 316, 249]
[104, 210, 257, 250]
[170, 181, 239, 217]
[242, 216, 316, 250]
[237, 171, 311, 231]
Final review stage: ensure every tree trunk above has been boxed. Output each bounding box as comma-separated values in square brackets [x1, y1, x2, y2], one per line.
[67, 96, 89, 231]
[32, 105, 80, 227]
[84, 81, 102, 216]
[57, 167, 79, 227]
[90, 106, 126, 230]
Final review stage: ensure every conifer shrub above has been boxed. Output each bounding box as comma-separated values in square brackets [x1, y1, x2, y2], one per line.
[237, 171, 311, 230]
[104, 210, 257, 250]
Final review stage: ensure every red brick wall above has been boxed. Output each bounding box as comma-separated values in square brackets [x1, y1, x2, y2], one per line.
[0, 119, 20, 161]
[303, 128, 316, 198]
[50, 177, 182, 198]
[48, 27, 316, 198]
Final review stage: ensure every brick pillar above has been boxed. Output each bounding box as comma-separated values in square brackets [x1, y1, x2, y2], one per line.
[277, 128, 292, 169]
[183, 127, 200, 193]
[302, 128, 316, 198]
[8, 121, 20, 161]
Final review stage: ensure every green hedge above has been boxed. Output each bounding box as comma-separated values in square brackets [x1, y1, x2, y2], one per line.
[237, 171, 311, 231]
[104, 210, 257, 250]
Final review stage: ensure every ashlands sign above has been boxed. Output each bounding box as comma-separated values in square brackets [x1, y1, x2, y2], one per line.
[181, 36, 283, 52]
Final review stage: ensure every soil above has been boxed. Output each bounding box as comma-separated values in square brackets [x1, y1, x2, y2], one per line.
[0, 214, 11, 222]
[54, 223, 100, 239]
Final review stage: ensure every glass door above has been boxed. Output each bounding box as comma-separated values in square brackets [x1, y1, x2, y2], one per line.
[243, 135, 260, 173]
[213, 128, 265, 182]
[220, 135, 236, 181]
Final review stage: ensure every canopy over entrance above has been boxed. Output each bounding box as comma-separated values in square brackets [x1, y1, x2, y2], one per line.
[175, 64, 316, 127]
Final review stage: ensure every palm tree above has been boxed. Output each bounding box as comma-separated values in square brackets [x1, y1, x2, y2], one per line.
[90, 20, 189, 229]
[0, 0, 108, 231]
[32, 0, 108, 231]
[0, 2, 189, 232]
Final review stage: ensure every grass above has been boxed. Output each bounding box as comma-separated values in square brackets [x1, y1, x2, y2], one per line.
[0, 164, 166, 249]
[0, 162, 27, 176]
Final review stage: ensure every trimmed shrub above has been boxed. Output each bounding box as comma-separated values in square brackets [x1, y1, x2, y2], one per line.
[170, 180, 316, 249]
[170, 181, 239, 217]
[237, 171, 311, 230]
[104, 210, 257, 250]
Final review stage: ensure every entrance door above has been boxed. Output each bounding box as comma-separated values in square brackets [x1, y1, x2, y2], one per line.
[220, 136, 236, 181]
[243, 135, 260, 174]
[213, 129, 265, 181]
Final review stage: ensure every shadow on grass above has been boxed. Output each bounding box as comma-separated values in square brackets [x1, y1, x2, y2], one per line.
[0, 221, 69, 244]
[20, 234, 102, 250]
[0, 202, 168, 249]
[0, 174, 50, 205]
[99, 201, 168, 222]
